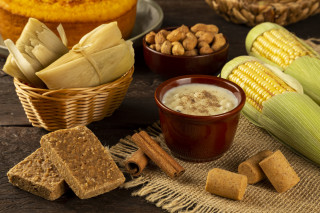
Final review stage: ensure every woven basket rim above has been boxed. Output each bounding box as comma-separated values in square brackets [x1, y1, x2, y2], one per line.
[14, 66, 134, 101]
[222, 0, 316, 4]
[213, 0, 320, 11]
[206, 0, 320, 26]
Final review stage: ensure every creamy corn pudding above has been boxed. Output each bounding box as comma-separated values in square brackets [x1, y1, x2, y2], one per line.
[162, 83, 238, 116]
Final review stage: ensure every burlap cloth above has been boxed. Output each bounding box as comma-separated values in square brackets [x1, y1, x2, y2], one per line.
[110, 39, 320, 213]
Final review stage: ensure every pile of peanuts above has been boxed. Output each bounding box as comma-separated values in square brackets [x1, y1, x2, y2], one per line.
[145, 23, 227, 56]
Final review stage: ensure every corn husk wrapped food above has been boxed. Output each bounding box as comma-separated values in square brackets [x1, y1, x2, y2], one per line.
[221, 56, 320, 166]
[36, 22, 135, 89]
[3, 18, 68, 88]
[246, 22, 320, 105]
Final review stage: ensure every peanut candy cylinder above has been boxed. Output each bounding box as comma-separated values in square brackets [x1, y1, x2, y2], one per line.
[205, 168, 247, 200]
[238, 150, 273, 184]
[259, 150, 300, 193]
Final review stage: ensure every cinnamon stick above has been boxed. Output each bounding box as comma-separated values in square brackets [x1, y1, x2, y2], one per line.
[124, 149, 149, 176]
[131, 131, 185, 179]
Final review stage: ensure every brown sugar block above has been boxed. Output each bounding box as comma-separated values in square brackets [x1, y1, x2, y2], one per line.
[7, 148, 66, 201]
[40, 126, 125, 199]
[205, 168, 247, 200]
[259, 150, 300, 193]
[238, 150, 273, 184]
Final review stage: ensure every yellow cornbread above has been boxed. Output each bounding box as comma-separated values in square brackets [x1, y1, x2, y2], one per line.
[0, 0, 137, 47]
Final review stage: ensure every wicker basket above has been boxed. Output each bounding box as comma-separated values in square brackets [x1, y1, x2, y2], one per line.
[14, 66, 134, 131]
[205, 0, 320, 26]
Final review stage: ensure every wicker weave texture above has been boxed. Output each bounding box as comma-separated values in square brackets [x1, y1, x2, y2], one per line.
[14, 67, 134, 131]
[205, 0, 320, 26]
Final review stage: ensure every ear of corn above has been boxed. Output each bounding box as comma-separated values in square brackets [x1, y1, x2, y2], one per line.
[221, 56, 320, 166]
[245, 22, 320, 105]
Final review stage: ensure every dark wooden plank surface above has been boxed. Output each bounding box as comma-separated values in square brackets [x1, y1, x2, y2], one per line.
[1, 0, 320, 212]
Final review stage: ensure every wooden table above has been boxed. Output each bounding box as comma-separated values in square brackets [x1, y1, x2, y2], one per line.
[1, 1, 320, 212]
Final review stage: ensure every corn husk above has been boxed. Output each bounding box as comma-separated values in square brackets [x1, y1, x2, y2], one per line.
[245, 22, 320, 105]
[221, 56, 320, 166]
[3, 18, 68, 88]
[36, 22, 134, 89]
[260, 92, 320, 165]
[285, 56, 320, 104]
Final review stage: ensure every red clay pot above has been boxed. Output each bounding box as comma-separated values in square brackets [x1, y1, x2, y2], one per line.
[143, 27, 229, 78]
[154, 75, 246, 162]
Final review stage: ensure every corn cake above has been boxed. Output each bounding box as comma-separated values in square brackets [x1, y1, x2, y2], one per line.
[40, 126, 125, 199]
[7, 148, 66, 201]
[0, 0, 137, 47]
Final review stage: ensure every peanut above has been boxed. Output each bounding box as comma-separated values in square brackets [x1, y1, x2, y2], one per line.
[191, 23, 219, 34]
[160, 41, 172, 55]
[198, 41, 210, 49]
[172, 41, 185, 56]
[145, 31, 156, 44]
[211, 33, 227, 51]
[200, 46, 214, 55]
[149, 44, 156, 50]
[184, 49, 198, 56]
[182, 32, 197, 51]
[146, 23, 225, 56]
[176, 25, 190, 34]
[167, 29, 186, 42]
[155, 43, 161, 52]
[195, 31, 215, 44]
[155, 31, 167, 45]
[198, 41, 214, 55]
[159, 29, 170, 38]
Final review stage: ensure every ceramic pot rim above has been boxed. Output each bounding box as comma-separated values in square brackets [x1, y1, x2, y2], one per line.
[154, 75, 246, 122]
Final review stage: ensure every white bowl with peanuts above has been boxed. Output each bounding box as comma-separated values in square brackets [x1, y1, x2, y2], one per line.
[142, 23, 229, 78]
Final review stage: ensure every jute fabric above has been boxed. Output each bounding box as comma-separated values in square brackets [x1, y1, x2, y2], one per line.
[110, 39, 320, 213]
[110, 116, 320, 213]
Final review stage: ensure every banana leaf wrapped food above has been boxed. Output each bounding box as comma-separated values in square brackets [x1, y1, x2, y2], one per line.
[36, 22, 135, 89]
[221, 56, 320, 166]
[3, 18, 68, 88]
[246, 22, 320, 105]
